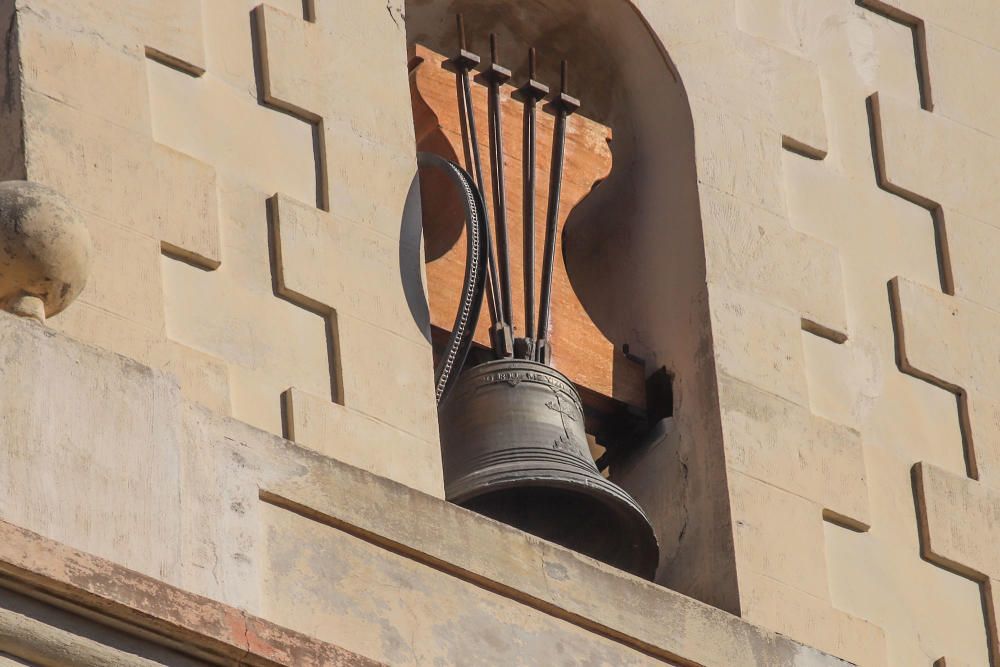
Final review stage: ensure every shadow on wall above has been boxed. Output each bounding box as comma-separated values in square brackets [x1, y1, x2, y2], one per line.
[403, 0, 738, 613]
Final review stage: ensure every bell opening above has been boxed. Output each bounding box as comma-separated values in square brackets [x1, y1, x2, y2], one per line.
[460, 482, 658, 579]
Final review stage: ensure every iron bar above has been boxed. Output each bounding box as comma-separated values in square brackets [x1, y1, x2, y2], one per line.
[451, 15, 506, 357]
[486, 34, 514, 346]
[514, 48, 548, 360]
[535, 60, 578, 364]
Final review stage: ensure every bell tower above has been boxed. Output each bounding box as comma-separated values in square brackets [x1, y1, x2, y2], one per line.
[406, 11, 690, 579]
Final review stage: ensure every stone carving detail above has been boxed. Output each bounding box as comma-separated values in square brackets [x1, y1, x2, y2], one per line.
[0, 181, 91, 323]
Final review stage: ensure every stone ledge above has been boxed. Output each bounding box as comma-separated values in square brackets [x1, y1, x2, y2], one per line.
[259, 458, 852, 667]
[0, 519, 378, 666]
[0, 312, 851, 666]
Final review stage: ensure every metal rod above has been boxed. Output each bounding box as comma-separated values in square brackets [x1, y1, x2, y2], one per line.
[522, 48, 538, 350]
[487, 33, 513, 335]
[535, 60, 572, 364]
[454, 15, 504, 355]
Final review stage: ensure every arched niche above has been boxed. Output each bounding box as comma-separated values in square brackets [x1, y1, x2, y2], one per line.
[405, 0, 736, 612]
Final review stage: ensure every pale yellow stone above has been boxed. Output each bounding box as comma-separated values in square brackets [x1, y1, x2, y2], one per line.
[915, 462, 1000, 579]
[76, 214, 163, 331]
[693, 107, 788, 217]
[823, 453, 992, 667]
[17, 7, 151, 133]
[270, 193, 427, 344]
[721, 376, 871, 528]
[283, 387, 442, 498]
[891, 277, 1000, 484]
[729, 471, 832, 601]
[740, 571, 887, 667]
[677, 32, 828, 161]
[926, 27, 1000, 138]
[873, 91, 1000, 223]
[702, 188, 848, 336]
[145, 54, 318, 208]
[946, 208, 1000, 313]
[336, 313, 438, 444]
[913, 462, 1000, 664]
[709, 285, 809, 406]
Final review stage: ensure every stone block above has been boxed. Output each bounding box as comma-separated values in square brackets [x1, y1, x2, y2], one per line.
[702, 189, 848, 338]
[323, 127, 419, 239]
[729, 471, 831, 600]
[926, 27, 1000, 138]
[337, 313, 438, 444]
[913, 462, 1000, 663]
[283, 387, 443, 498]
[0, 312, 183, 584]
[914, 462, 1000, 580]
[254, 3, 415, 147]
[21, 90, 115, 223]
[77, 214, 164, 331]
[891, 277, 1000, 484]
[17, 7, 150, 132]
[947, 208, 1000, 314]
[260, 502, 664, 666]
[740, 571, 887, 667]
[709, 285, 809, 406]
[270, 193, 427, 344]
[677, 33, 828, 160]
[145, 56, 318, 208]
[147, 145, 222, 270]
[859, 0, 1000, 51]
[18, 0, 206, 76]
[721, 376, 871, 528]
[872, 91, 1000, 223]
[693, 106, 787, 217]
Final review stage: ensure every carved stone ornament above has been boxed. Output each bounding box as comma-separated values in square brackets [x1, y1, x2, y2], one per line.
[0, 181, 91, 323]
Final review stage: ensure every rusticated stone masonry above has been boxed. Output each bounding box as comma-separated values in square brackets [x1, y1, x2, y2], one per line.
[865, 0, 1000, 664]
[13, 0, 443, 497]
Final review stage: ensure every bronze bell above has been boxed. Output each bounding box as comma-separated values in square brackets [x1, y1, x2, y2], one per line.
[420, 28, 659, 580]
[439, 359, 660, 579]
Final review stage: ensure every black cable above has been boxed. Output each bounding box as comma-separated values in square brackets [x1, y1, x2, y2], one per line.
[418, 152, 488, 404]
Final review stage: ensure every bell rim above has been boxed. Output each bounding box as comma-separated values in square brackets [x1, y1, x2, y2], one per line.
[449, 473, 660, 579]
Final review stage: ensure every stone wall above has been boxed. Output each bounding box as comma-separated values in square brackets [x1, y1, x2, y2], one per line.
[1, 0, 442, 497]
[0, 312, 844, 666]
[0, 0, 998, 665]
[729, 1, 1000, 664]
